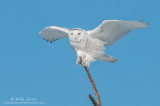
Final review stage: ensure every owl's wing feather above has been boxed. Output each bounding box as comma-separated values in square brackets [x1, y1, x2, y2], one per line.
[88, 20, 149, 46]
[39, 26, 70, 43]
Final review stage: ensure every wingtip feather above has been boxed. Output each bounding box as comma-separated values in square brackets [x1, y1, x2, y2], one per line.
[136, 20, 150, 28]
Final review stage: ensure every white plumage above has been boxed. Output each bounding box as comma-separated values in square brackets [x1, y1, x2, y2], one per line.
[39, 20, 149, 67]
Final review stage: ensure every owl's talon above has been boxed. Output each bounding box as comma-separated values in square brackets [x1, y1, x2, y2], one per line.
[76, 56, 83, 65]
[76, 56, 90, 67]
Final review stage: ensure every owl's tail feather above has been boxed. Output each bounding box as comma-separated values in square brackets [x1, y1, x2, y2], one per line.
[97, 54, 118, 63]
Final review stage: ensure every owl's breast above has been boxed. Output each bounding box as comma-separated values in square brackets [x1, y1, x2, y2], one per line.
[69, 38, 83, 52]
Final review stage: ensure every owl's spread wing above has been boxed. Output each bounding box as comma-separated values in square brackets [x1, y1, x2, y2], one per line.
[39, 26, 70, 43]
[88, 20, 149, 46]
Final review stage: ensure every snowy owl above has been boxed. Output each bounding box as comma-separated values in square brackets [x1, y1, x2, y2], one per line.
[39, 20, 148, 67]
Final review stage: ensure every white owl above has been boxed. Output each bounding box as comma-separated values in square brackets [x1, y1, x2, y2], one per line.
[39, 20, 148, 67]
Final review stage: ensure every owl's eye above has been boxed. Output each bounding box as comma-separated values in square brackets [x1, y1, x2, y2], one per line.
[71, 33, 74, 35]
[78, 33, 81, 35]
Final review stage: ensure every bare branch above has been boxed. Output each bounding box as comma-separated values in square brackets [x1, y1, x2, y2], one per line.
[84, 66, 101, 106]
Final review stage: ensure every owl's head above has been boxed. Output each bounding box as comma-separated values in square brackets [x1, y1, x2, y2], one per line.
[69, 28, 86, 40]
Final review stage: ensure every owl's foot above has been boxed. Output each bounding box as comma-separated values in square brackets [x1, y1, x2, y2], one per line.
[76, 56, 90, 67]
[76, 56, 83, 65]
[82, 60, 90, 67]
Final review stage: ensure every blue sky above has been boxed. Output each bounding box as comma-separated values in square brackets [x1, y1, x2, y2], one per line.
[0, 0, 159, 106]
